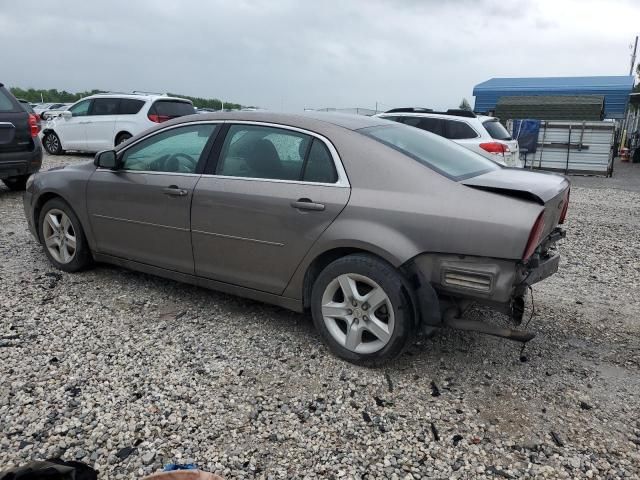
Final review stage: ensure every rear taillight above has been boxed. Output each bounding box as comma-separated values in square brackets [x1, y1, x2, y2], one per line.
[148, 114, 171, 123]
[479, 142, 509, 155]
[28, 114, 40, 137]
[559, 189, 570, 224]
[523, 212, 545, 260]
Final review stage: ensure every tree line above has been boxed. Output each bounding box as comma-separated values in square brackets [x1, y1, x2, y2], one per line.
[9, 87, 243, 110]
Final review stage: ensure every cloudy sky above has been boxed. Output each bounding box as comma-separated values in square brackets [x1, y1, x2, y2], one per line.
[1, 0, 638, 111]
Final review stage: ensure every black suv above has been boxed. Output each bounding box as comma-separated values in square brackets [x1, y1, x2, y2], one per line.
[0, 83, 43, 190]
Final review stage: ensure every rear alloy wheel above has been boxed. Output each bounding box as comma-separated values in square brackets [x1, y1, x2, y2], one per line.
[2, 175, 29, 191]
[311, 254, 414, 366]
[43, 132, 63, 155]
[39, 198, 92, 272]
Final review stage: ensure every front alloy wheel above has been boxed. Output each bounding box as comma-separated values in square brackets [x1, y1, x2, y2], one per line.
[38, 198, 92, 272]
[42, 208, 77, 264]
[311, 253, 415, 366]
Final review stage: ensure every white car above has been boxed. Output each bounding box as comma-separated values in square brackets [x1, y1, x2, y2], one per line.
[33, 103, 67, 116]
[376, 108, 522, 168]
[41, 93, 195, 154]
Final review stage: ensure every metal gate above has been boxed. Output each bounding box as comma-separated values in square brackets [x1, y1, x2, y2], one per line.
[528, 121, 615, 176]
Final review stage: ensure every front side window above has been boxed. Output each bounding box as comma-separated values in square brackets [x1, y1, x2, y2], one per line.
[217, 125, 312, 180]
[445, 120, 478, 140]
[90, 98, 120, 116]
[69, 100, 91, 117]
[120, 124, 217, 173]
[360, 124, 500, 181]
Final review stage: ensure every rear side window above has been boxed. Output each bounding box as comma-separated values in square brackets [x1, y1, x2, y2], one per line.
[217, 125, 311, 181]
[119, 99, 145, 115]
[402, 117, 446, 137]
[0, 88, 18, 112]
[90, 98, 120, 116]
[444, 120, 478, 139]
[483, 120, 512, 140]
[149, 101, 196, 121]
[19, 100, 35, 114]
[303, 139, 338, 183]
[360, 124, 500, 181]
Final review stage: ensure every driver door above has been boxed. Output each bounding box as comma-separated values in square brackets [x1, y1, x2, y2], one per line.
[86, 123, 219, 273]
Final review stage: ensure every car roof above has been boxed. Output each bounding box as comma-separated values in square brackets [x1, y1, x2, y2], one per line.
[84, 93, 192, 103]
[379, 111, 499, 123]
[190, 111, 390, 131]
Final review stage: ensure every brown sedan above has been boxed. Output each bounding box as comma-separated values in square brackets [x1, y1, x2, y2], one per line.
[23, 112, 569, 365]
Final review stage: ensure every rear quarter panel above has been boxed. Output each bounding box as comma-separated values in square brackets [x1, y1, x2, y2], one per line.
[283, 129, 541, 299]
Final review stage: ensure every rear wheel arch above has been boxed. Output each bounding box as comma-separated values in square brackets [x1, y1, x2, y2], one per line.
[302, 248, 417, 317]
[115, 131, 133, 146]
[309, 252, 419, 365]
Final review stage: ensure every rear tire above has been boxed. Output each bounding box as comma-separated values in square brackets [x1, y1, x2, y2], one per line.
[2, 175, 29, 191]
[310, 253, 415, 366]
[43, 131, 63, 155]
[38, 198, 92, 272]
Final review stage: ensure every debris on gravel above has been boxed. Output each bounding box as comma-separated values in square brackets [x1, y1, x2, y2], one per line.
[1, 154, 639, 479]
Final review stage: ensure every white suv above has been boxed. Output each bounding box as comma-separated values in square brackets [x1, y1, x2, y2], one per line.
[376, 108, 522, 168]
[42, 93, 195, 154]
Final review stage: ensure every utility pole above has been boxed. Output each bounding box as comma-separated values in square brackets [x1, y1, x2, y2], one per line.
[631, 35, 639, 76]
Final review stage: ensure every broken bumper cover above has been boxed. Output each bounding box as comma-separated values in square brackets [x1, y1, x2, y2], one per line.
[410, 249, 561, 308]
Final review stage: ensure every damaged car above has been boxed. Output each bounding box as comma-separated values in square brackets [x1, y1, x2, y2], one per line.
[23, 112, 569, 365]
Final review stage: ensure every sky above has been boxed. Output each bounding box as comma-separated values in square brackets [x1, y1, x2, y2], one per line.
[1, 0, 639, 111]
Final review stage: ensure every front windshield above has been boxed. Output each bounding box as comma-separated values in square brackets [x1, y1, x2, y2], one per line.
[359, 123, 500, 180]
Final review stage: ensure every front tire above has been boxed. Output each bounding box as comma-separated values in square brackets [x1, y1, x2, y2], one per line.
[38, 198, 92, 272]
[311, 253, 415, 366]
[43, 131, 63, 155]
[2, 175, 29, 191]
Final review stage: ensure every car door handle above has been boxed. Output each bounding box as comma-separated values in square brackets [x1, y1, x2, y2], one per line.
[291, 198, 325, 211]
[163, 185, 188, 197]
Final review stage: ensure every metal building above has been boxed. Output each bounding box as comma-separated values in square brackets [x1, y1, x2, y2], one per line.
[473, 76, 635, 119]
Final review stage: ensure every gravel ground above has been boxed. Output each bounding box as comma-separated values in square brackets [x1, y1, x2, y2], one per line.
[1, 154, 639, 479]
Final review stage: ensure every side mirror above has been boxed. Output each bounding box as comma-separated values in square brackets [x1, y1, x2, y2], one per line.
[94, 150, 118, 169]
[61, 110, 72, 119]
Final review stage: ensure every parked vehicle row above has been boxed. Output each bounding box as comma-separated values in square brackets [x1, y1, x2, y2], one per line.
[0, 84, 42, 190]
[376, 108, 523, 167]
[41, 93, 196, 155]
[23, 111, 569, 365]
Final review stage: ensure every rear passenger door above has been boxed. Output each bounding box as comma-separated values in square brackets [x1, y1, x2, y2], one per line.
[85, 97, 120, 151]
[191, 123, 350, 294]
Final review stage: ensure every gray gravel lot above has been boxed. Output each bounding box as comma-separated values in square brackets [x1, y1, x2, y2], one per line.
[1, 154, 639, 479]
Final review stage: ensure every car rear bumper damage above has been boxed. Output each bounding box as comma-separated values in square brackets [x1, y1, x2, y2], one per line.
[405, 227, 565, 342]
